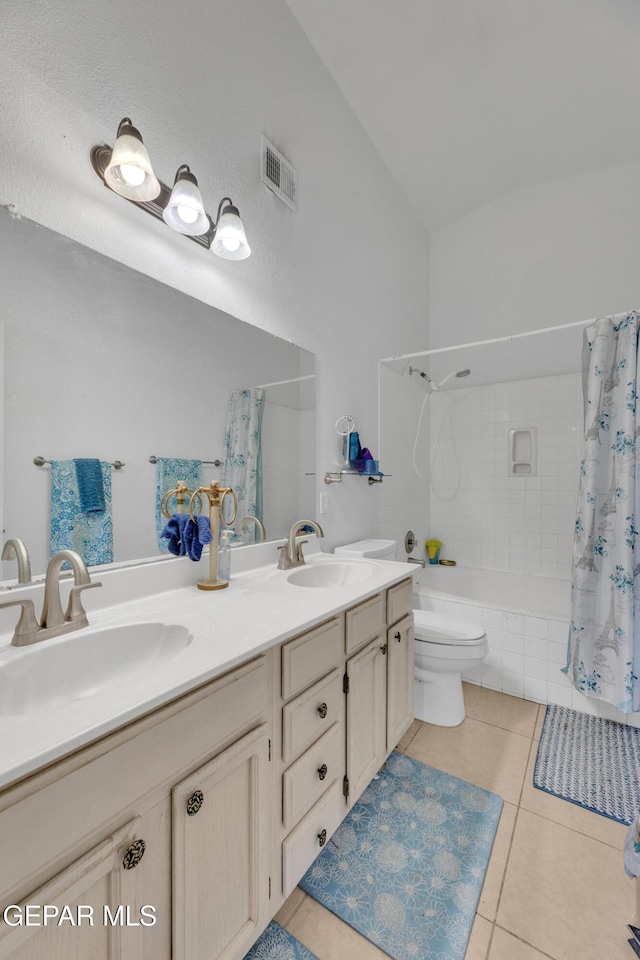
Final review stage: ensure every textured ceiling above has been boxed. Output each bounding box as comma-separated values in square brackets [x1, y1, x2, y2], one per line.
[285, 0, 640, 230]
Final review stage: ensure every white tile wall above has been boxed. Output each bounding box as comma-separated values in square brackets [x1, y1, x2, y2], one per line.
[261, 403, 315, 541]
[428, 372, 583, 578]
[421, 592, 640, 727]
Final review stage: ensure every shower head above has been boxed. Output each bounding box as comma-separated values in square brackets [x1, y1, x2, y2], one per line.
[408, 365, 471, 393]
[456, 369, 471, 378]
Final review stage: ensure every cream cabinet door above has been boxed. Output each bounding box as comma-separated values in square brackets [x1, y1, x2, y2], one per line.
[0, 819, 149, 960]
[386, 614, 414, 751]
[172, 725, 269, 960]
[345, 636, 387, 806]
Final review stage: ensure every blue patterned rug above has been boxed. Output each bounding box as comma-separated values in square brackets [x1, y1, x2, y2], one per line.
[299, 751, 503, 960]
[243, 921, 319, 960]
[534, 704, 640, 825]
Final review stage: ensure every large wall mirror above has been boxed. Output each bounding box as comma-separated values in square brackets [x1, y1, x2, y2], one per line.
[0, 207, 315, 583]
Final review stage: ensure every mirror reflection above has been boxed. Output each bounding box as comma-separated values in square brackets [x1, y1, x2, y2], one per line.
[0, 207, 315, 582]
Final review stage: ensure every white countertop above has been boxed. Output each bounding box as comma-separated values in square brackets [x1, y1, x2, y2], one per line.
[0, 546, 413, 790]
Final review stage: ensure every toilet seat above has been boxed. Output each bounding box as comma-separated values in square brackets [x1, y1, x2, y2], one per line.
[413, 610, 486, 646]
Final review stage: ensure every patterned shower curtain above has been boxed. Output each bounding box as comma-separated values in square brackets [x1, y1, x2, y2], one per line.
[568, 313, 640, 712]
[220, 388, 264, 534]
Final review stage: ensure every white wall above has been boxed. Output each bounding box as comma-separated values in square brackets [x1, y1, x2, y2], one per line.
[430, 160, 640, 349]
[0, 0, 430, 552]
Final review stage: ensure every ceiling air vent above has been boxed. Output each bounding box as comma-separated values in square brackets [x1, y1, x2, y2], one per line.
[261, 136, 297, 211]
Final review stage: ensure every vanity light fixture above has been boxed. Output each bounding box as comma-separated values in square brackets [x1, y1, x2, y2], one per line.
[162, 165, 209, 236]
[90, 117, 251, 257]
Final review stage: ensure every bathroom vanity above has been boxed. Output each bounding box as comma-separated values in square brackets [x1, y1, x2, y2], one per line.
[0, 547, 414, 960]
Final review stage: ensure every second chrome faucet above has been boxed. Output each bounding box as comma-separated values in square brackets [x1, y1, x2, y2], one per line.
[277, 520, 324, 570]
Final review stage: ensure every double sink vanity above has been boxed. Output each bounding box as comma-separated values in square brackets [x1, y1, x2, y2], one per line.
[0, 540, 414, 960]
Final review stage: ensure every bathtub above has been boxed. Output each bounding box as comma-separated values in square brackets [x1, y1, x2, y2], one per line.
[410, 563, 572, 705]
[411, 563, 570, 620]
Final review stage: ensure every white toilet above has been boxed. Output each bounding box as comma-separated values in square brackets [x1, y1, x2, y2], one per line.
[334, 539, 489, 727]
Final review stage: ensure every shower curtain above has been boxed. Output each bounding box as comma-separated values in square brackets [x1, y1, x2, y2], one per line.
[220, 388, 264, 534]
[568, 313, 640, 712]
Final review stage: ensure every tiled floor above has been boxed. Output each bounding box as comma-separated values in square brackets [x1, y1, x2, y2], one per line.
[275, 683, 636, 960]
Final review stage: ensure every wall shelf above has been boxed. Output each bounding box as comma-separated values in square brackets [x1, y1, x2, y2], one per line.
[324, 469, 386, 486]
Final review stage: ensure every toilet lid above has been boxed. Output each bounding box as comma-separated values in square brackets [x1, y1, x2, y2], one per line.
[413, 610, 486, 645]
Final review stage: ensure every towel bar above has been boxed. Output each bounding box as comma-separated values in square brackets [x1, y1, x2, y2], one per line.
[149, 455, 222, 467]
[34, 456, 125, 470]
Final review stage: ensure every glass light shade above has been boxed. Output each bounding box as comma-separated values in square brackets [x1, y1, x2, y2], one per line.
[104, 122, 160, 202]
[162, 169, 210, 236]
[212, 206, 251, 260]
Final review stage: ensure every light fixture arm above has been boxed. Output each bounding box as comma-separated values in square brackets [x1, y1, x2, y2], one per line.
[212, 197, 234, 234]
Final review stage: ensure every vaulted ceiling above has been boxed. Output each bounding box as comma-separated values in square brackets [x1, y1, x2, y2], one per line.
[285, 0, 640, 230]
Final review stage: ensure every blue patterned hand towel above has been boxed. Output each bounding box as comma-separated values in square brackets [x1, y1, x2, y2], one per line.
[74, 458, 106, 513]
[155, 458, 202, 550]
[50, 460, 113, 566]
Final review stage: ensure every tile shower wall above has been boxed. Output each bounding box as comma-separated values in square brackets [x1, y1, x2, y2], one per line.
[429, 372, 583, 578]
[422, 591, 640, 728]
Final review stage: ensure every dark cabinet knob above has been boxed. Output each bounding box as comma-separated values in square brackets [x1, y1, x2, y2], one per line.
[186, 789, 204, 816]
[317, 702, 328, 718]
[318, 763, 328, 781]
[380, 643, 388, 655]
[395, 631, 401, 642]
[122, 839, 146, 870]
[317, 829, 327, 847]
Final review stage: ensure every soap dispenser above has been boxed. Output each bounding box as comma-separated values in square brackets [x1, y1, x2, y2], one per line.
[218, 529, 234, 582]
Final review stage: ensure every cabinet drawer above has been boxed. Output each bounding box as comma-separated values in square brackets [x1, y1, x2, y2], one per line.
[345, 593, 385, 654]
[387, 577, 413, 625]
[281, 617, 343, 700]
[282, 779, 345, 897]
[282, 722, 344, 830]
[282, 670, 342, 762]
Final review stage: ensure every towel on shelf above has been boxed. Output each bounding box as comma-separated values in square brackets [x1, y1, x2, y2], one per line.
[155, 458, 202, 550]
[50, 460, 113, 566]
[74, 458, 106, 513]
[160, 514, 212, 561]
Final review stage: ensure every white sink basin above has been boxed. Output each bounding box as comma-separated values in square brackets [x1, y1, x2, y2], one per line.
[0, 622, 193, 716]
[286, 560, 380, 588]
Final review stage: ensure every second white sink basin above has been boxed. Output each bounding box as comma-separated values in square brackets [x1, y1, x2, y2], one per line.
[0, 621, 193, 716]
[286, 560, 380, 588]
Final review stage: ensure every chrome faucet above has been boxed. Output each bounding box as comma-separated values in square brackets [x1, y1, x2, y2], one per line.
[0, 550, 101, 647]
[277, 520, 324, 570]
[239, 515, 267, 543]
[1, 538, 32, 584]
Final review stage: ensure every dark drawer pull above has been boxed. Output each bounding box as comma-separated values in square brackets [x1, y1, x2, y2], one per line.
[317, 702, 328, 719]
[395, 631, 401, 641]
[318, 763, 328, 781]
[186, 790, 204, 816]
[317, 829, 327, 847]
[122, 839, 146, 870]
[380, 642, 388, 654]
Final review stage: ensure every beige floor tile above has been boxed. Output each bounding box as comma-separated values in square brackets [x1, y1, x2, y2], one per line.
[285, 897, 389, 960]
[519, 745, 627, 849]
[463, 684, 540, 739]
[497, 809, 634, 960]
[533, 706, 546, 741]
[397, 718, 422, 752]
[274, 886, 306, 927]
[477, 802, 517, 921]
[488, 927, 552, 959]
[465, 915, 492, 960]
[405, 716, 532, 805]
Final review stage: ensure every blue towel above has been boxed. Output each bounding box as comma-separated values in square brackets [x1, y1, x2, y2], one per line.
[155, 458, 202, 550]
[160, 514, 212, 561]
[74, 459, 106, 513]
[50, 460, 113, 565]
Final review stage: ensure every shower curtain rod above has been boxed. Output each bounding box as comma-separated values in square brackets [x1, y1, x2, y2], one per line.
[380, 308, 638, 364]
[253, 374, 315, 389]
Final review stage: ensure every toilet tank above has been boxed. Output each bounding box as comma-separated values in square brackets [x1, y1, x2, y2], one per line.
[334, 539, 397, 560]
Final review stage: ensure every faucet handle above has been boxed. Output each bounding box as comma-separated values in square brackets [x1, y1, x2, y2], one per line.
[295, 539, 309, 563]
[65, 581, 102, 623]
[0, 598, 41, 646]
